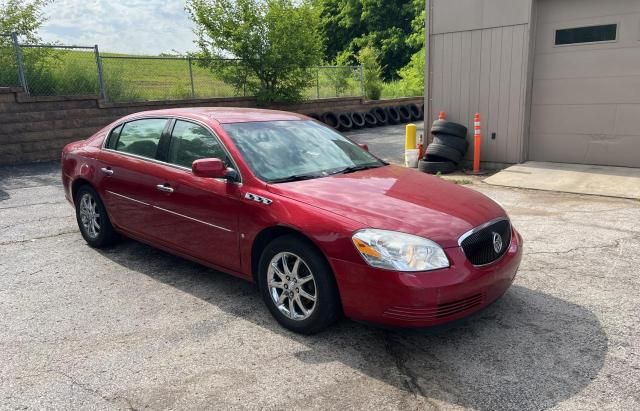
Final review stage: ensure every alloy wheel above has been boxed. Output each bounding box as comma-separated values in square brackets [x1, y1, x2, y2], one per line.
[79, 193, 101, 239]
[267, 252, 317, 321]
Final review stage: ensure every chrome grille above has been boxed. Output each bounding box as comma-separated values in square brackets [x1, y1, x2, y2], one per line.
[459, 218, 511, 266]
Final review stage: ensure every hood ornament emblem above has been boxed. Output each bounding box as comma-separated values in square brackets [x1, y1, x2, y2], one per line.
[492, 232, 503, 253]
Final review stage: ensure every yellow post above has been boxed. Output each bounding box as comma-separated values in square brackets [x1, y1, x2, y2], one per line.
[405, 123, 417, 150]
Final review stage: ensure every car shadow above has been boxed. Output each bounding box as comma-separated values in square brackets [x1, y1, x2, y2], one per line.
[98, 238, 608, 410]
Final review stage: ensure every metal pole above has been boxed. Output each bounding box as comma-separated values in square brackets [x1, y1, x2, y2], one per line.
[316, 68, 320, 99]
[11, 32, 29, 94]
[94, 45, 107, 102]
[359, 65, 365, 97]
[187, 56, 195, 98]
[425, 0, 433, 143]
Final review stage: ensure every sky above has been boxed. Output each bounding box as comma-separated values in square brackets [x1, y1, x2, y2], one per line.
[39, 0, 198, 55]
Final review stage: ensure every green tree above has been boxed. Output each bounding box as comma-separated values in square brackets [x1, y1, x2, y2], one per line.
[0, 0, 50, 42]
[395, 46, 424, 96]
[315, 0, 422, 81]
[187, 0, 324, 105]
[0, 0, 51, 88]
[393, 0, 426, 96]
[357, 46, 382, 100]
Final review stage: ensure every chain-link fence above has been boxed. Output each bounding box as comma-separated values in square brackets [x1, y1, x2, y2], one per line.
[0, 33, 22, 88]
[0, 33, 364, 102]
[19, 44, 101, 96]
[100, 56, 242, 102]
[309, 65, 364, 99]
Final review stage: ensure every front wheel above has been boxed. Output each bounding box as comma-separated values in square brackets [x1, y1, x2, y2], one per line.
[75, 185, 118, 248]
[258, 235, 341, 334]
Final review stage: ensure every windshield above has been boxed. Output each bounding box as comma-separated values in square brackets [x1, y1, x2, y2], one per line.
[222, 120, 385, 183]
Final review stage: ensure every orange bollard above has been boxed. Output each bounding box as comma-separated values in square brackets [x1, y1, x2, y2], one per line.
[438, 111, 446, 120]
[473, 113, 481, 173]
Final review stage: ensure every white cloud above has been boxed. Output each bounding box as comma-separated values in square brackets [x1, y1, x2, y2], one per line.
[39, 0, 198, 55]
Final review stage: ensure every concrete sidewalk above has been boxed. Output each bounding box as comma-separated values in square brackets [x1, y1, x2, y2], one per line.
[485, 161, 640, 200]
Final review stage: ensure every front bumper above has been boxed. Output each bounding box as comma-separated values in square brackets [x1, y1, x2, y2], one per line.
[331, 228, 523, 328]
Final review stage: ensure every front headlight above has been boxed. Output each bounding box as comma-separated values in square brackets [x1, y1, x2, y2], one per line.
[352, 229, 449, 272]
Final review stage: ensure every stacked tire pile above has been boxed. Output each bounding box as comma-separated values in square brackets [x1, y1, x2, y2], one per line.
[308, 103, 424, 132]
[418, 120, 469, 174]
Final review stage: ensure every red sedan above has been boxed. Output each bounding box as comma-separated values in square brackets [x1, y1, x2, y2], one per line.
[61, 108, 522, 334]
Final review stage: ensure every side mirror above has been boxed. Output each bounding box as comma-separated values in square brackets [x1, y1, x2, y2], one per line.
[358, 143, 369, 152]
[192, 158, 236, 180]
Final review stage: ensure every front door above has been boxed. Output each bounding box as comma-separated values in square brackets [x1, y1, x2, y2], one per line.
[147, 119, 243, 272]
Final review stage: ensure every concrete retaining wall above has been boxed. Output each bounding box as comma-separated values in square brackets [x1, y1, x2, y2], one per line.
[0, 88, 423, 165]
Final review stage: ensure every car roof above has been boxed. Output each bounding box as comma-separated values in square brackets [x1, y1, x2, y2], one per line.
[120, 107, 308, 124]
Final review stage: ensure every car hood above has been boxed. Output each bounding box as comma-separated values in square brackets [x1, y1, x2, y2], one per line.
[267, 165, 506, 248]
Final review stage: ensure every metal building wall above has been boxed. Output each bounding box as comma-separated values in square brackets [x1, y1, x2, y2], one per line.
[528, 0, 640, 167]
[427, 0, 534, 164]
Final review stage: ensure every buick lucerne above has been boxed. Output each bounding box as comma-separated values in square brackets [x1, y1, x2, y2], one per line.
[61, 108, 522, 334]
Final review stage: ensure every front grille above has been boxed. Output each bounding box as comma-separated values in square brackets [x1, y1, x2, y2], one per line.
[436, 294, 483, 318]
[460, 218, 511, 266]
[383, 293, 484, 322]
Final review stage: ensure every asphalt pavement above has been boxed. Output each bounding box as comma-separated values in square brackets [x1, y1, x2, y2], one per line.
[1, 142, 639, 409]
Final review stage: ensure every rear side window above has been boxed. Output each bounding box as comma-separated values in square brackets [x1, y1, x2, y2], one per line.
[115, 118, 167, 159]
[168, 120, 229, 168]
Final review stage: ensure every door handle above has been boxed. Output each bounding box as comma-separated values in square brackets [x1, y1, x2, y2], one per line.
[100, 167, 114, 176]
[156, 184, 174, 193]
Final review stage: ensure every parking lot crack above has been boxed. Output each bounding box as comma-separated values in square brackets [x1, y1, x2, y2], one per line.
[0, 230, 77, 246]
[54, 370, 139, 410]
[384, 334, 428, 399]
[0, 201, 64, 210]
[525, 234, 640, 256]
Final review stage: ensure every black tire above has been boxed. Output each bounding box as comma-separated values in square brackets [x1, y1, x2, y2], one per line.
[406, 104, 421, 121]
[386, 106, 401, 124]
[433, 134, 469, 154]
[258, 235, 341, 334]
[425, 143, 463, 163]
[74, 185, 118, 248]
[398, 105, 412, 123]
[307, 112, 320, 121]
[431, 120, 468, 138]
[337, 113, 353, 131]
[350, 112, 366, 129]
[419, 104, 425, 120]
[321, 112, 339, 129]
[363, 112, 378, 127]
[370, 107, 388, 125]
[418, 159, 457, 174]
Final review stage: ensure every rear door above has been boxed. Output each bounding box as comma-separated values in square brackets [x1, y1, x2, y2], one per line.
[147, 119, 243, 272]
[97, 118, 170, 237]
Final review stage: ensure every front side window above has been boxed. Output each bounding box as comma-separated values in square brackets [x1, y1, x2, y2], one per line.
[223, 120, 384, 183]
[105, 124, 122, 149]
[167, 120, 229, 168]
[115, 118, 167, 158]
[555, 24, 617, 45]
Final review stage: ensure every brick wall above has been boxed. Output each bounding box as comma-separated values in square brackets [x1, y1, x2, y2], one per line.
[0, 87, 423, 165]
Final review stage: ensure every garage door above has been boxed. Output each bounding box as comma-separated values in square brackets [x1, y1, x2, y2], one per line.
[529, 0, 640, 168]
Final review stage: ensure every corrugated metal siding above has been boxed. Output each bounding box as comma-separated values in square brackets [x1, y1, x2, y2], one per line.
[529, 0, 640, 168]
[430, 24, 529, 163]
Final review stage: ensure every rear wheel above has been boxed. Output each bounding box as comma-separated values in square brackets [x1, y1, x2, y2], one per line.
[258, 235, 340, 334]
[75, 185, 118, 248]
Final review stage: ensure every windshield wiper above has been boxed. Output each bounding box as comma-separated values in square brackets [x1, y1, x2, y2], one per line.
[329, 163, 384, 175]
[269, 173, 322, 184]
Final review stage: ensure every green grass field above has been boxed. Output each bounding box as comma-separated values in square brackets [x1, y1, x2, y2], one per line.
[1, 47, 419, 102]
